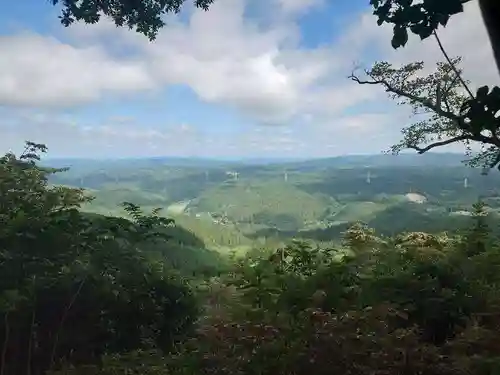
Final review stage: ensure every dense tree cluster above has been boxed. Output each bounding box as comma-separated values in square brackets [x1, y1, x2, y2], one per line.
[0, 143, 198, 375]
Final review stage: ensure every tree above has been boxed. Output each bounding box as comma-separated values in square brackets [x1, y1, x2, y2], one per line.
[364, 0, 500, 171]
[0, 142, 198, 375]
[370, 0, 500, 75]
[459, 200, 491, 256]
[50, 0, 214, 40]
[349, 58, 500, 170]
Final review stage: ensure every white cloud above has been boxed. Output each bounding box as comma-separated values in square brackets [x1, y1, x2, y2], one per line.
[0, 109, 396, 158]
[0, 0, 498, 157]
[277, 0, 323, 14]
[0, 0, 352, 123]
[0, 34, 156, 107]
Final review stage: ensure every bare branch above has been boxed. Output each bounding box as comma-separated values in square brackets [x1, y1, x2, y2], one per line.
[408, 135, 469, 153]
[444, 75, 459, 94]
[433, 31, 474, 98]
[349, 73, 464, 127]
[435, 82, 442, 110]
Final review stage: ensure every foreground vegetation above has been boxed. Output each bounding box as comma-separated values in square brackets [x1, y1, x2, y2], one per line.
[3, 143, 500, 375]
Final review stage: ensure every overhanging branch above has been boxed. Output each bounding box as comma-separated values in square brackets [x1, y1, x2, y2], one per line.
[408, 135, 469, 154]
[348, 73, 465, 128]
[433, 31, 474, 98]
[408, 132, 500, 154]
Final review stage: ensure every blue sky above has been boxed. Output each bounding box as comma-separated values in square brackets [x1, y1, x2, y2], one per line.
[0, 0, 496, 158]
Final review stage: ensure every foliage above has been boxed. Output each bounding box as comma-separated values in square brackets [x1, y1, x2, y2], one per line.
[367, 0, 500, 172]
[458, 200, 493, 256]
[369, 0, 500, 75]
[147, 212, 500, 375]
[51, 0, 214, 40]
[350, 58, 500, 170]
[370, 0, 470, 49]
[0, 143, 198, 375]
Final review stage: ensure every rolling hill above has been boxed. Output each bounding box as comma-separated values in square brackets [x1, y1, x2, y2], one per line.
[46, 152, 500, 253]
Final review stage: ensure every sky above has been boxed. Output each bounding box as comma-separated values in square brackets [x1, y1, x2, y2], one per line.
[0, 0, 498, 159]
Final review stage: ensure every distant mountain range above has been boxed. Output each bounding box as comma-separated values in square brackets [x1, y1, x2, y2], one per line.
[280, 152, 471, 170]
[43, 152, 471, 170]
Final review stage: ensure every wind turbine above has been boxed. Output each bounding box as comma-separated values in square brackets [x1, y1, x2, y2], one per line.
[366, 171, 371, 184]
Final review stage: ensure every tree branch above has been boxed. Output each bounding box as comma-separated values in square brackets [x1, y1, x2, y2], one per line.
[349, 61, 500, 159]
[349, 73, 465, 127]
[408, 135, 470, 153]
[433, 31, 474, 98]
[0, 312, 10, 375]
[27, 276, 37, 375]
[49, 278, 87, 368]
[444, 72, 459, 92]
[409, 132, 500, 155]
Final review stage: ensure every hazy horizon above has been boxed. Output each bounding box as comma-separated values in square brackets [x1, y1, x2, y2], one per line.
[43, 151, 460, 159]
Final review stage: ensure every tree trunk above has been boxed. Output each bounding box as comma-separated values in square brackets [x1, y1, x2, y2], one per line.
[479, 0, 500, 75]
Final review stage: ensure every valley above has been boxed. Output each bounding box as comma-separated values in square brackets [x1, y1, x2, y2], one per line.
[47, 152, 500, 256]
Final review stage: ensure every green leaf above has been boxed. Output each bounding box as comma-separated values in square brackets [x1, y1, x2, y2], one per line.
[396, 0, 412, 7]
[391, 26, 408, 49]
[419, 24, 434, 39]
[476, 85, 489, 99]
[438, 13, 450, 26]
[447, 0, 465, 15]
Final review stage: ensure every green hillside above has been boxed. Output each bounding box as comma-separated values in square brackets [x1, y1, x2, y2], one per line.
[171, 214, 254, 250]
[190, 180, 338, 230]
[81, 211, 227, 276]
